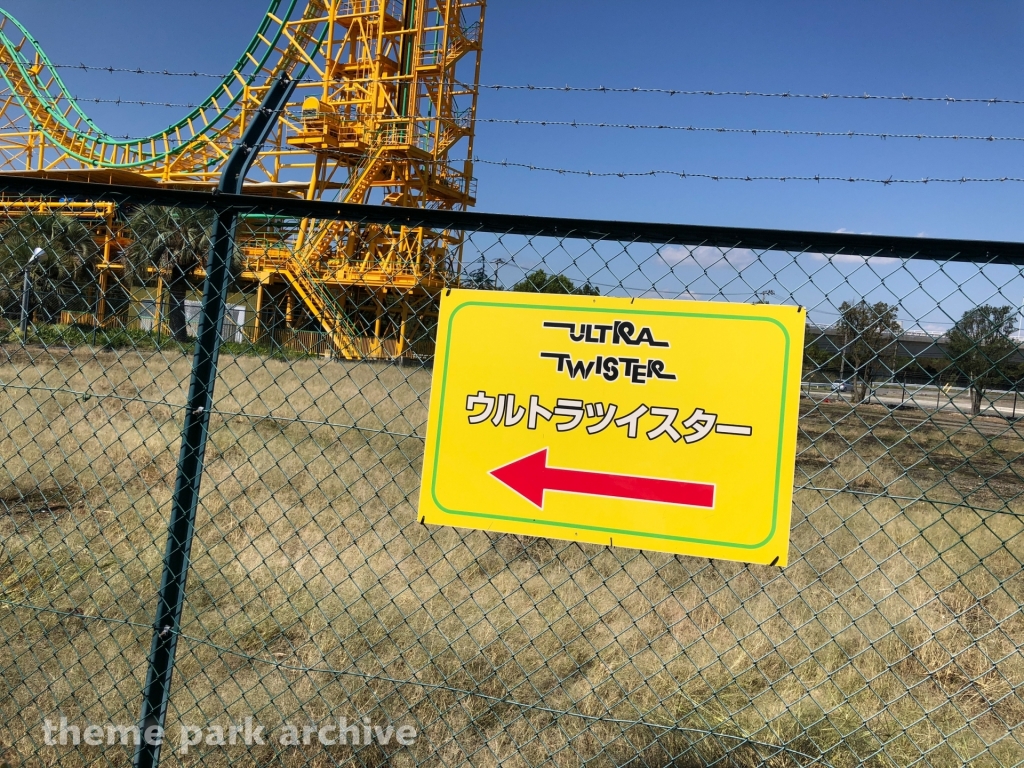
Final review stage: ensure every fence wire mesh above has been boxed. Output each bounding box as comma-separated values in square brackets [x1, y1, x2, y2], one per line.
[1, 179, 1023, 768]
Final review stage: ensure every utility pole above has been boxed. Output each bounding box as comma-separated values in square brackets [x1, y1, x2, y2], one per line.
[493, 258, 508, 288]
[1019, 294, 1024, 342]
[19, 247, 44, 339]
[839, 322, 848, 385]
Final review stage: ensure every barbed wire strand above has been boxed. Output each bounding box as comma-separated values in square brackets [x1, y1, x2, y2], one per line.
[6, 112, 1024, 186]
[3, 121, 1023, 185]
[474, 83, 1024, 105]
[53, 63, 230, 79]
[44, 64, 1024, 105]
[3, 104, 294, 143]
[68, 95, 242, 111]
[480, 118, 1024, 144]
[40, 102, 1024, 145]
[473, 158, 1024, 185]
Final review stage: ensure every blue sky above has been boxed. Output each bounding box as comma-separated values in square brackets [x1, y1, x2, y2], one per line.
[5, 1, 1024, 237]
[4, 1, 1024, 330]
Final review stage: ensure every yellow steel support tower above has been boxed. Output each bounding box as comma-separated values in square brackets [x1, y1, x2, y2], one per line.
[0, 0, 486, 358]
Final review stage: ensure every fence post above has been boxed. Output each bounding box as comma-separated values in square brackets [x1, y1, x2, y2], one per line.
[132, 74, 296, 768]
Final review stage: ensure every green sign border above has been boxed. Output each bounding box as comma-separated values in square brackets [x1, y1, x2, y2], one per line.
[430, 300, 793, 551]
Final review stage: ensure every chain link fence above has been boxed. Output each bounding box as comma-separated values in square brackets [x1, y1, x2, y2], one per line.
[1, 177, 1023, 768]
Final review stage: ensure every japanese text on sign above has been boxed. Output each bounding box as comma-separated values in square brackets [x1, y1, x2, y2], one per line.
[419, 290, 805, 566]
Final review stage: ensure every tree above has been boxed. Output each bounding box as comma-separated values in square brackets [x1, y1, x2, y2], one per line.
[836, 300, 902, 404]
[125, 205, 215, 342]
[0, 213, 98, 324]
[946, 305, 1017, 416]
[804, 338, 834, 378]
[512, 269, 599, 296]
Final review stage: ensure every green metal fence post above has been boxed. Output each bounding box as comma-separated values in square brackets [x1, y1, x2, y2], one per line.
[132, 74, 296, 768]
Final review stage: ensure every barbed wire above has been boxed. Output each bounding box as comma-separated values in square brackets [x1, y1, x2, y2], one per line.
[40, 99, 1024, 144]
[53, 63, 232, 79]
[0, 595, 835, 767]
[474, 83, 1024, 105]
[50, 63, 362, 86]
[68, 95, 242, 111]
[1, 104, 291, 143]
[45, 64, 1024, 105]
[480, 118, 1024, 143]
[3, 123, 1021, 184]
[473, 158, 1024, 185]
[3, 122, 1021, 184]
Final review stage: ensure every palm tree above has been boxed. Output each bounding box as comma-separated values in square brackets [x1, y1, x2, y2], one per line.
[125, 205, 214, 342]
[0, 213, 99, 324]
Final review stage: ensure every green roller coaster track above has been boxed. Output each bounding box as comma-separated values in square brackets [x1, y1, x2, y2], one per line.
[0, 0, 329, 172]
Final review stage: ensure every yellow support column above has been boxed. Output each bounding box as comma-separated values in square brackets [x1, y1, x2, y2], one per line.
[97, 270, 109, 325]
[153, 277, 165, 336]
[251, 281, 265, 343]
[372, 294, 384, 359]
[397, 298, 410, 358]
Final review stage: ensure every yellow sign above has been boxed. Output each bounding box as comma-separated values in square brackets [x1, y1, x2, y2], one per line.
[419, 290, 806, 566]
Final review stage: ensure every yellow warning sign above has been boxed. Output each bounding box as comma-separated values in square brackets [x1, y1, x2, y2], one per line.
[419, 290, 806, 566]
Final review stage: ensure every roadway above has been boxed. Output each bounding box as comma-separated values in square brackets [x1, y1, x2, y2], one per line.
[803, 383, 1023, 421]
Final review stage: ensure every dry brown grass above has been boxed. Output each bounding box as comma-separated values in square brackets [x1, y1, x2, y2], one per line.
[1, 344, 1023, 767]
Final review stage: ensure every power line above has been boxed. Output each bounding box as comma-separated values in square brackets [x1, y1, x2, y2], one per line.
[473, 157, 1024, 185]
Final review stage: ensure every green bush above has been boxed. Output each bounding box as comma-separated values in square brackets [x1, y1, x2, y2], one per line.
[219, 339, 309, 361]
[17, 322, 315, 363]
[28, 324, 192, 354]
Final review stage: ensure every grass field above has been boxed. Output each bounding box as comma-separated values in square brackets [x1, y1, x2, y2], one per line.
[1, 342, 1023, 767]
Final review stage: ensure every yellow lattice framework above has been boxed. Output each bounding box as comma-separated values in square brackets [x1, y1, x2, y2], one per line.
[0, 0, 485, 358]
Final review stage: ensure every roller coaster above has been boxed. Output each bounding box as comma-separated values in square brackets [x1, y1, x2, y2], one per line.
[0, 0, 486, 358]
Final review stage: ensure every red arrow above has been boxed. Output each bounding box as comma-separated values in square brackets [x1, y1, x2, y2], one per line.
[490, 449, 715, 510]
